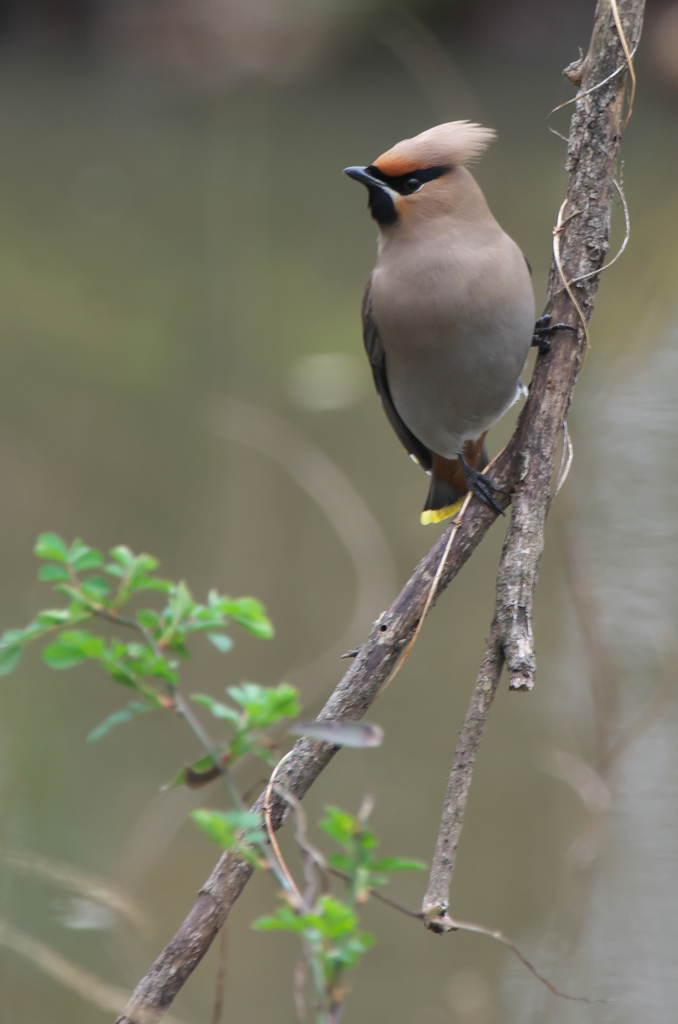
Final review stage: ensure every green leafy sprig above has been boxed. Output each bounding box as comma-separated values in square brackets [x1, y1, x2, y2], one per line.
[321, 805, 426, 906]
[254, 895, 374, 1000]
[0, 534, 276, 756]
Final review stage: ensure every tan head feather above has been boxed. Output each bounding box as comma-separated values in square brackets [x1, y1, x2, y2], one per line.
[373, 121, 496, 176]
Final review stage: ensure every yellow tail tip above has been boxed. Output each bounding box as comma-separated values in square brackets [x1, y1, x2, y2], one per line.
[420, 499, 464, 526]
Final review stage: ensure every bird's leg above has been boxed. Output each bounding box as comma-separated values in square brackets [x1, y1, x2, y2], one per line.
[458, 453, 505, 517]
[532, 313, 578, 355]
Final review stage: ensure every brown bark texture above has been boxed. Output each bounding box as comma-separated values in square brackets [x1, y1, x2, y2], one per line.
[421, 0, 644, 930]
[116, 0, 645, 1017]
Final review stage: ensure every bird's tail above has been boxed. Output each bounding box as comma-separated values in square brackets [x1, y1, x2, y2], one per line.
[420, 437, 488, 526]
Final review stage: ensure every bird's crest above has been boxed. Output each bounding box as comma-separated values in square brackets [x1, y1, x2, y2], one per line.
[373, 121, 495, 177]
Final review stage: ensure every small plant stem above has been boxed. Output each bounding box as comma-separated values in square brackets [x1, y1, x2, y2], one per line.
[91, 599, 227, 779]
[92, 592, 291, 894]
[220, 768, 245, 812]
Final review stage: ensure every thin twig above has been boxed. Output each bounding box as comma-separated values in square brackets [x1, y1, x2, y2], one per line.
[422, 622, 504, 926]
[329, 865, 603, 1002]
[443, 916, 611, 1004]
[294, 954, 308, 1024]
[210, 928, 228, 1024]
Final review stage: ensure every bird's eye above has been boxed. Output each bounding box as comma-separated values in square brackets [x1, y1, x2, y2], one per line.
[404, 177, 421, 194]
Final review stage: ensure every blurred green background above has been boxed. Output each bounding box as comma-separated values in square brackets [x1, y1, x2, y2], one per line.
[1, 0, 678, 1021]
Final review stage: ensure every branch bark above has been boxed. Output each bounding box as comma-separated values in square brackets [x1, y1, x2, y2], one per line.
[422, 0, 645, 931]
[116, 0, 645, 1016]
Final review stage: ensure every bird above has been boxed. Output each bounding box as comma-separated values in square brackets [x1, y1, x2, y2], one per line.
[344, 121, 537, 525]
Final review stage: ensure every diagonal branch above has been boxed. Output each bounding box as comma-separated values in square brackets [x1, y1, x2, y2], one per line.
[115, 1, 645, 1018]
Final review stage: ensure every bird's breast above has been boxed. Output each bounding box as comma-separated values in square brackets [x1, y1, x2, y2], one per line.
[369, 231, 535, 457]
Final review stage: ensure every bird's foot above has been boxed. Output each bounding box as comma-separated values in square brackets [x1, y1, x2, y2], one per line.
[532, 314, 577, 355]
[458, 454, 505, 517]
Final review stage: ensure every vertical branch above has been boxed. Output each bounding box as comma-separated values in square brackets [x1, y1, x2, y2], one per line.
[422, 0, 645, 929]
[422, 623, 504, 927]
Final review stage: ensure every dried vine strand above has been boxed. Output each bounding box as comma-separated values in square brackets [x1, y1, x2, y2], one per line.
[553, 198, 590, 347]
[548, 0, 638, 123]
[610, 0, 636, 126]
[263, 750, 304, 907]
[570, 177, 630, 284]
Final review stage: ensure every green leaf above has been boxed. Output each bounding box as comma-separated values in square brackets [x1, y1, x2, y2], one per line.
[227, 682, 299, 728]
[67, 540, 93, 567]
[0, 629, 25, 648]
[43, 629, 106, 669]
[166, 581, 194, 622]
[224, 810, 263, 832]
[80, 576, 111, 601]
[86, 701, 151, 743]
[42, 642, 88, 670]
[136, 609, 160, 630]
[35, 533, 69, 562]
[54, 584, 86, 603]
[206, 632, 233, 653]
[327, 930, 374, 970]
[219, 596, 274, 639]
[136, 577, 172, 593]
[319, 807, 357, 847]
[0, 646, 22, 675]
[59, 631, 106, 658]
[328, 853, 352, 872]
[252, 907, 305, 932]
[71, 549, 104, 571]
[108, 545, 137, 568]
[190, 809, 237, 849]
[307, 896, 357, 939]
[38, 564, 70, 582]
[370, 857, 427, 873]
[191, 694, 240, 723]
[36, 610, 74, 626]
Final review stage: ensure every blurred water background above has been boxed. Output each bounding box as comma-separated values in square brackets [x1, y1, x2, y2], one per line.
[1, 0, 678, 1021]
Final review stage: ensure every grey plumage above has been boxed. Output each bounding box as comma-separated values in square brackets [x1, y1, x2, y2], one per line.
[345, 121, 535, 524]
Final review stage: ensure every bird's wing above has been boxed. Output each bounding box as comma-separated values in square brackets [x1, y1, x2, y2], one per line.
[361, 278, 432, 471]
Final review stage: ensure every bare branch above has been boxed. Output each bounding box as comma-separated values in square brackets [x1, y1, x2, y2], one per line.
[422, 622, 504, 927]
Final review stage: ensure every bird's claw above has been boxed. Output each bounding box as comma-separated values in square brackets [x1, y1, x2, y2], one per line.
[458, 454, 505, 517]
[532, 314, 577, 355]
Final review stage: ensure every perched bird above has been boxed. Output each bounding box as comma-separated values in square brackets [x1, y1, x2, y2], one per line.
[344, 121, 536, 524]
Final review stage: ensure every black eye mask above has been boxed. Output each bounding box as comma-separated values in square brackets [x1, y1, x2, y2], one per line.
[366, 164, 450, 195]
[364, 164, 450, 224]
